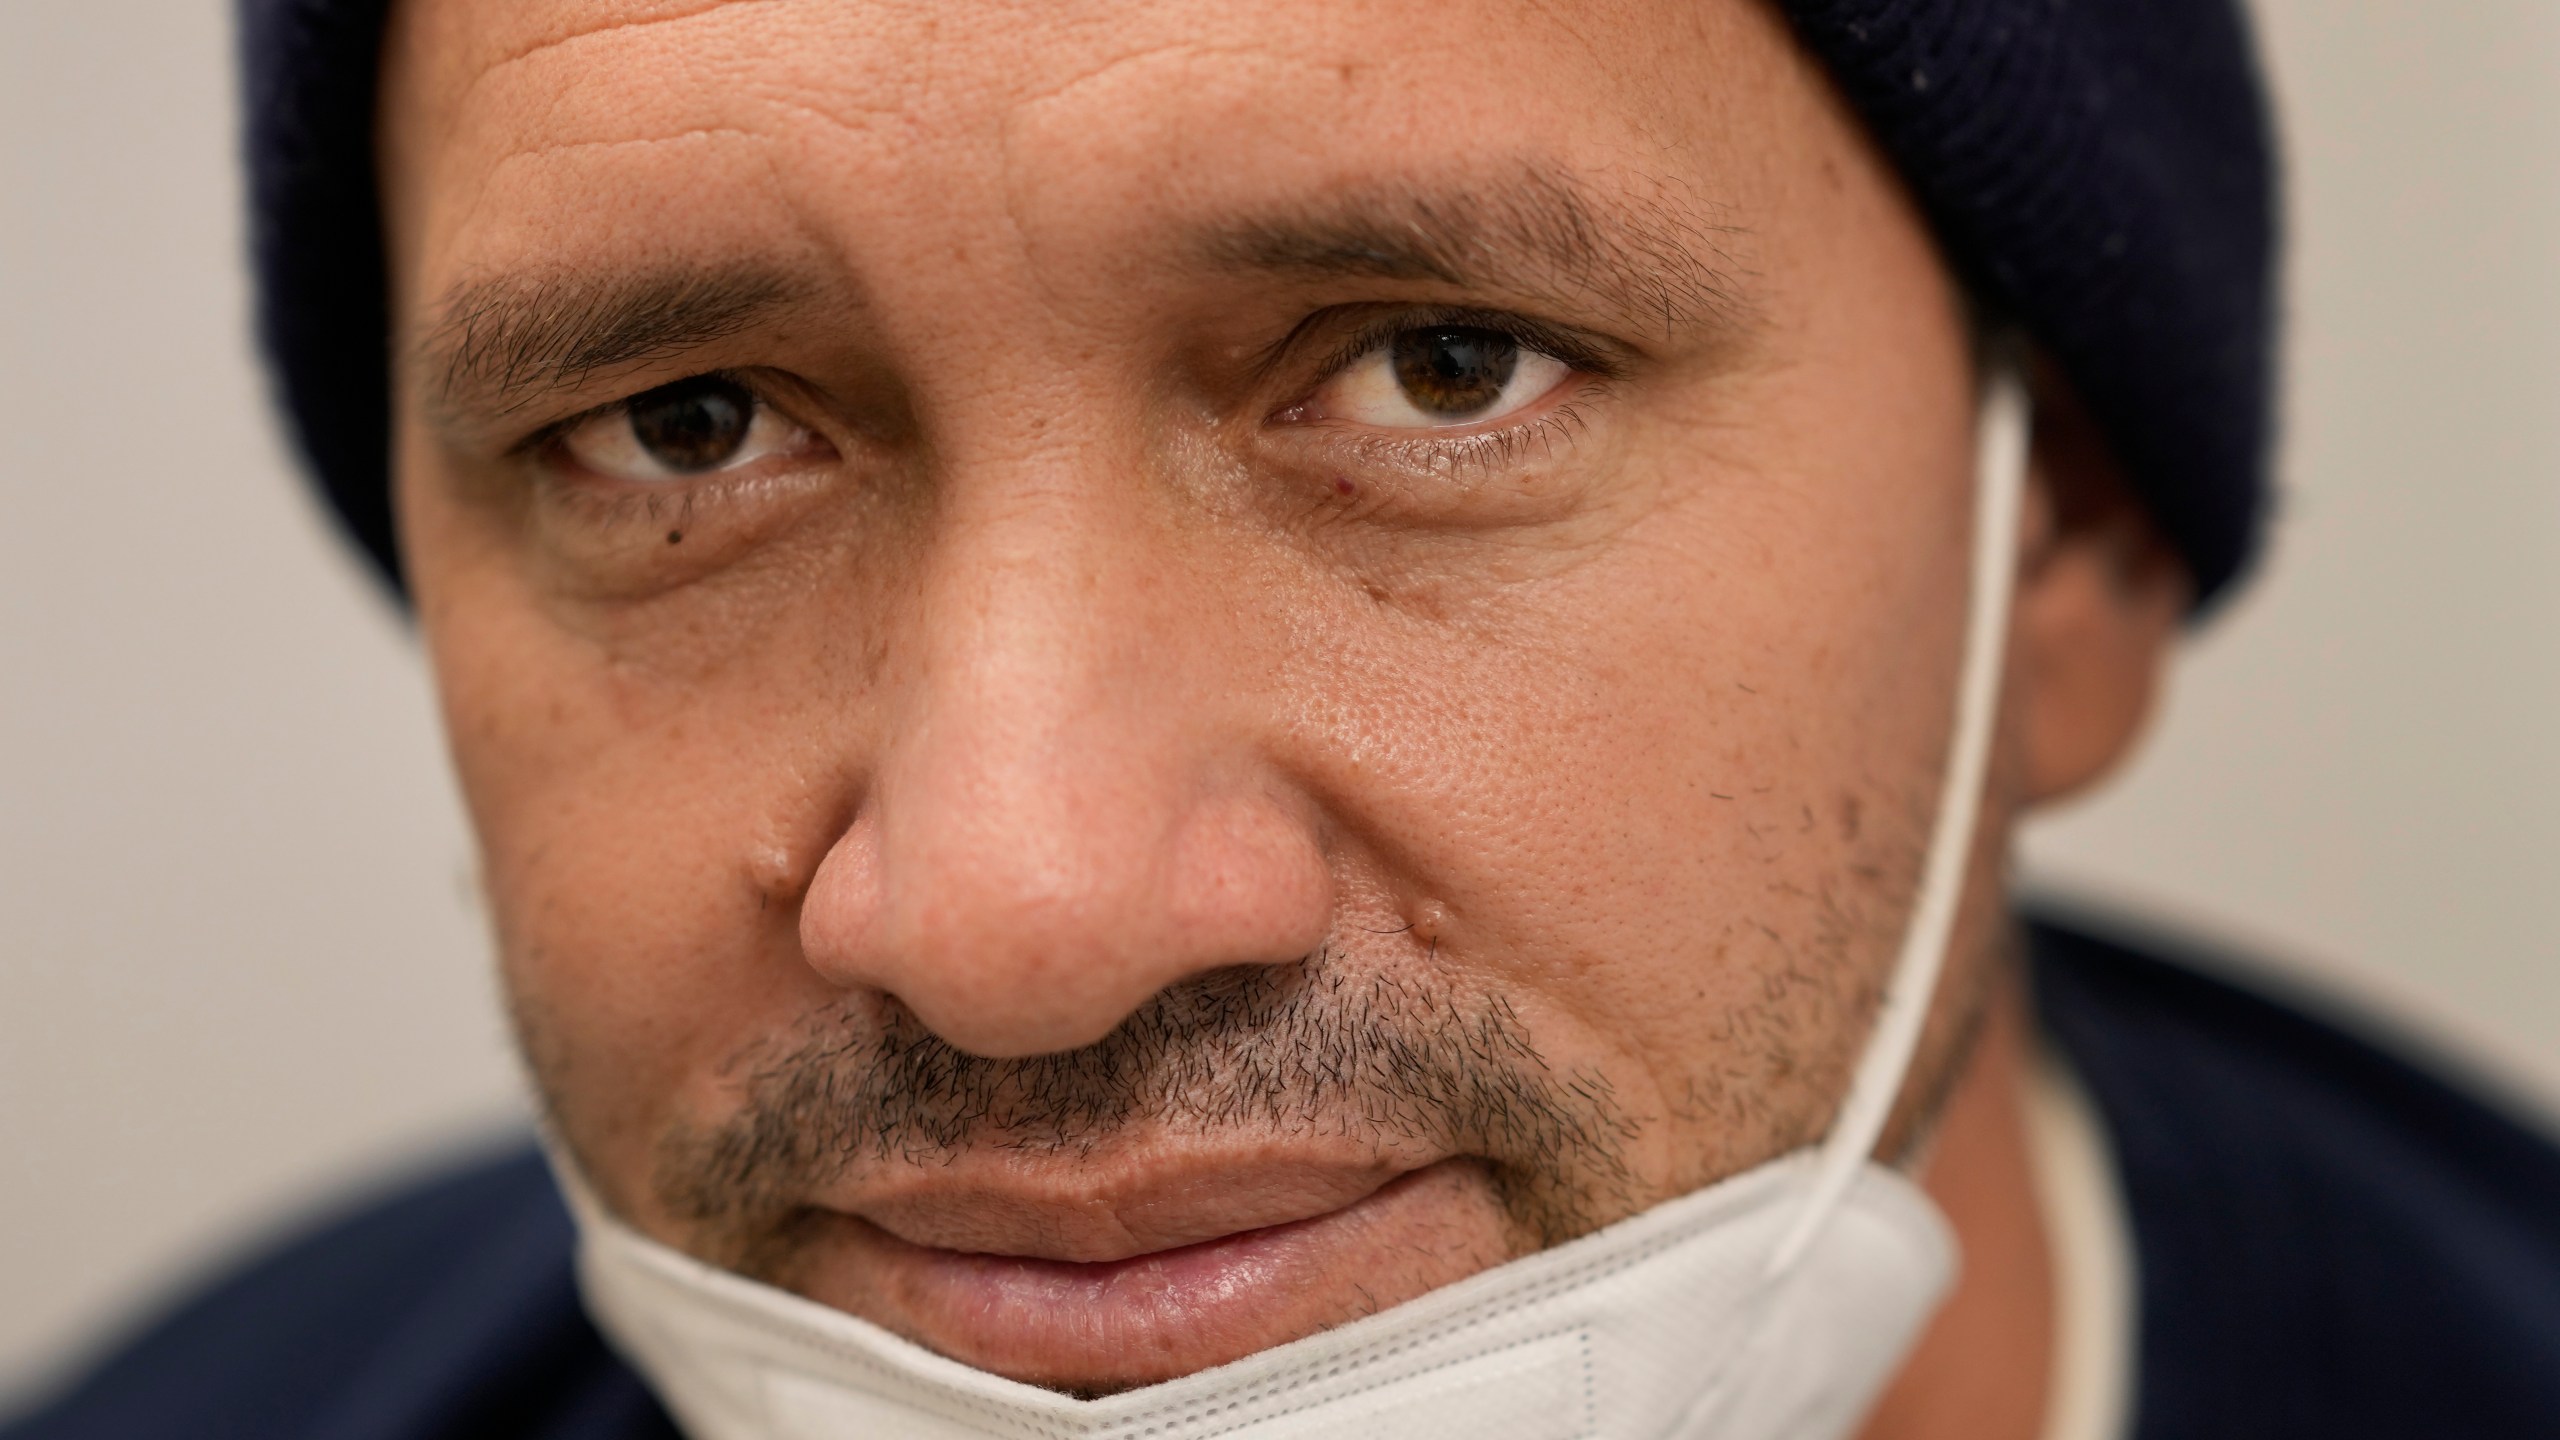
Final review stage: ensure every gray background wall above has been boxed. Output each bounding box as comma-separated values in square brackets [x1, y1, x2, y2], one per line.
[4, 0, 2555, 1405]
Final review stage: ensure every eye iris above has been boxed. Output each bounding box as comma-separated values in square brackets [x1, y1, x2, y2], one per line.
[626, 376, 754, 472]
[1390, 327, 1519, 419]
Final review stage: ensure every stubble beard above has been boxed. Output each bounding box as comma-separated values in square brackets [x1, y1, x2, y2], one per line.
[508, 782, 2005, 1311]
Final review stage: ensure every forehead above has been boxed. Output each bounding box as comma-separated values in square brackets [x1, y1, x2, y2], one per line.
[379, 0, 1827, 300]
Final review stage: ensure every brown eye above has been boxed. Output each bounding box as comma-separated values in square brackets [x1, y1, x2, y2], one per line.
[1390, 327, 1520, 419]
[1303, 326, 1571, 431]
[554, 375, 822, 484]
[626, 375, 754, 472]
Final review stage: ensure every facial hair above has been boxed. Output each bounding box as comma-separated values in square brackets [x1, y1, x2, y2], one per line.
[643, 948, 1647, 1287]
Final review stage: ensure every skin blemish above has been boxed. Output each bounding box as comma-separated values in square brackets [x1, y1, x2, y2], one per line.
[1408, 899, 1454, 944]
[744, 841, 810, 917]
[1836, 793, 1864, 843]
[1333, 475, 1357, 497]
[667, 530, 684, 545]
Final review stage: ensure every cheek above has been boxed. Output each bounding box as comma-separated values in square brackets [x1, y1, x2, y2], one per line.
[1276, 414, 1972, 1189]
[416, 546, 852, 1196]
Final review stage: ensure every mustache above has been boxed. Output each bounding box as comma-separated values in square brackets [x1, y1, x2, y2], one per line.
[654, 948, 1641, 1263]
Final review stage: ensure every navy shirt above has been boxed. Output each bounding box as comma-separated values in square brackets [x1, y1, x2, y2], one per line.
[12, 914, 2560, 1438]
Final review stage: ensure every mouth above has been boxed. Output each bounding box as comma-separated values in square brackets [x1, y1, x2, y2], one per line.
[783, 1157, 1518, 1391]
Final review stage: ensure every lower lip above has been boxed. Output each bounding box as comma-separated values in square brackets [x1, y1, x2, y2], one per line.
[803, 1161, 1498, 1390]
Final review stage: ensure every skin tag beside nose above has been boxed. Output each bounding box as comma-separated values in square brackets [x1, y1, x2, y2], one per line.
[761, 1328, 1595, 1440]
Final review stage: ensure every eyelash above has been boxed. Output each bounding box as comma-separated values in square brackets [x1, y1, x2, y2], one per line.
[1296, 304, 1626, 394]
[1333, 400, 1600, 470]
[1270, 305, 1622, 488]
[510, 369, 755, 463]
[504, 374, 838, 556]
[506, 304, 1617, 526]
[544, 473, 699, 531]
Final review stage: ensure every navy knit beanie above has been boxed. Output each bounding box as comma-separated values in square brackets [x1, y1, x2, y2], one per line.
[240, 0, 2279, 608]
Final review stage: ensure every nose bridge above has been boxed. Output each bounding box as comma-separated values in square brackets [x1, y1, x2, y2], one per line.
[908, 476, 1183, 902]
[799, 442, 1332, 1057]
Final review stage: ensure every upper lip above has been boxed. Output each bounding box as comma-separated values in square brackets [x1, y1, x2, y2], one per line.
[830, 1143, 1434, 1263]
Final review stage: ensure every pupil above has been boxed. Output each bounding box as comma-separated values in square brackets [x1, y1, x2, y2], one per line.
[1390, 327, 1519, 418]
[627, 375, 753, 472]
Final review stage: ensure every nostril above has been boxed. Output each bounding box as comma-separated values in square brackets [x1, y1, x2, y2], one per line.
[796, 761, 1334, 1061]
[894, 989, 1141, 1061]
[886, 956, 1320, 1066]
[797, 820, 1212, 1058]
[881, 929, 1218, 1059]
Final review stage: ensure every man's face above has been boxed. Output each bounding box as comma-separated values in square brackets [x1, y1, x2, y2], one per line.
[381, 0, 2019, 1394]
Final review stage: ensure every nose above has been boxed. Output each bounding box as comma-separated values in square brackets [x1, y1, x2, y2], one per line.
[798, 486, 1334, 1058]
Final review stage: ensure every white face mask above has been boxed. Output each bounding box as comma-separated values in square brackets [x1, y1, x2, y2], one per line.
[563, 368, 2035, 1440]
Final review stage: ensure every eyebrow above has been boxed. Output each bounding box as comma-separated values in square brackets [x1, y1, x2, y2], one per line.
[412, 166, 1745, 427]
[1194, 165, 1751, 339]
[416, 263, 812, 426]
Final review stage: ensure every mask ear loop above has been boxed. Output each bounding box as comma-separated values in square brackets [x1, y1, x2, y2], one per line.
[1766, 363, 2034, 1277]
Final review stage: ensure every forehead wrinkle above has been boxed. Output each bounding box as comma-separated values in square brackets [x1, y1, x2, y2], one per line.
[1196, 164, 1752, 340]
[468, 0, 791, 90]
[399, 1, 786, 184]
[490, 125, 770, 161]
[412, 54, 902, 295]
[409, 0, 815, 203]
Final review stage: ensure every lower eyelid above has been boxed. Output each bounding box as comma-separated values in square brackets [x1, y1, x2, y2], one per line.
[527, 460, 842, 574]
[1317, 402, 1599, 486]
[1313, 369, 1596, 446]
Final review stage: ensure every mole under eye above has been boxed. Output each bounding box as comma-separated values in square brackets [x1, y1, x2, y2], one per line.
[553, 374, 818, 483]
[1311, 326, 1574, 430]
